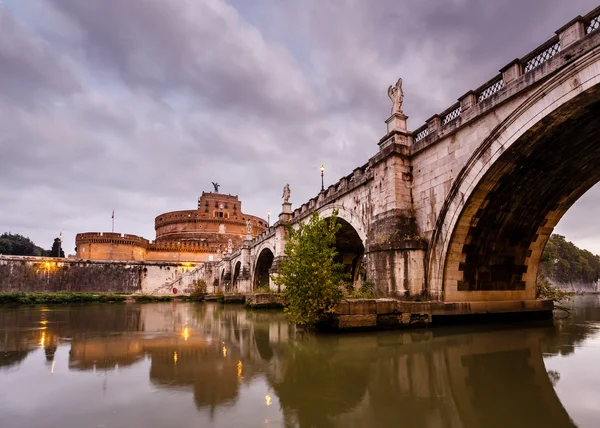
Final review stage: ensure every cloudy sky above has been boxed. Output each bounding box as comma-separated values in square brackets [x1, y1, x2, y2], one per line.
[1, 0, 599, 255]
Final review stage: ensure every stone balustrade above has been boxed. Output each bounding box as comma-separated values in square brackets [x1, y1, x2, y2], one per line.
[410, 5, 600, 152]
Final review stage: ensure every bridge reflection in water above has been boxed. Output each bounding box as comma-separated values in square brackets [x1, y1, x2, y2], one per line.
[0, 301, 598, 427]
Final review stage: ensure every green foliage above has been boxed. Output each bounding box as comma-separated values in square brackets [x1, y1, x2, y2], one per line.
[49, 237, 65, 257]
[536, 274, 575, 304]
[0, 292, 127, 305]
[189, 280, 207, 301]
[344, 280, 379, 299]
[254, 284, 272, 294]
[0, 233, 47, 256]
[273, 211, 346, 327]
[133, 295, 173, 303]
[540, 234, 600, 284]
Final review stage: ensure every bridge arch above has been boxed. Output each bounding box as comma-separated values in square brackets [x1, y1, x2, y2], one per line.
[317, 206, 367, 287]
[428, 46, 600, 302]
[316, 204, 367, 244]
[254, 247, 275, 290]
[232, 261, 241, 291]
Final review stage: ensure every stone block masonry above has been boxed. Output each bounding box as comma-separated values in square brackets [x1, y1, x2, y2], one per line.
[0, 256, 207, 295]
[331, 298, 553, 330]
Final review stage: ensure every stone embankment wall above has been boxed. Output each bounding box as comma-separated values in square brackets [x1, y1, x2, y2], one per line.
[552, 280, 600, 293]
[0, 256, 207, 295]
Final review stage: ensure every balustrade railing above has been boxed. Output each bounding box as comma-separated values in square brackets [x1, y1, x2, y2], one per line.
[478, 77, 505, 102]
[442, 105, 462, 125]
[586, 14, 600, 34]
[413, 126, 429, 142]
[409, 6, 600, 143]
[523, 40, 560, 73]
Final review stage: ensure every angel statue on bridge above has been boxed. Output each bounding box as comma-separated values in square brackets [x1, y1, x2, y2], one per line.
[282, 183, 291, 203]
[387, 78, 404, 115]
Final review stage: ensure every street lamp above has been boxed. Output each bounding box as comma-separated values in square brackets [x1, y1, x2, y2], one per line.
[267, 211, 271, 227]
[320, 165, 325, 191]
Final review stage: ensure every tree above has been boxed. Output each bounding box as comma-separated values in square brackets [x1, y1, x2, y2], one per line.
[49, 237, 64, 257]
[0, 233, 45, 256]
[540, 234, 600, 284]
[273, 211, 347, 327]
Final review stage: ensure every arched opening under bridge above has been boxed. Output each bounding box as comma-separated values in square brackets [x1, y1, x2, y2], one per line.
[254, 248, 274, 291]
[440, 84, 600, 301]
[329, 217, 365, 288]
[232, 261, 241, 291]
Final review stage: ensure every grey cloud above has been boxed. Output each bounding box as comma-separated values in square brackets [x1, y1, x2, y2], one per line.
[45, 0, 315, 121]
[0, 5, 80, 105]
[0, 0, 599, 255]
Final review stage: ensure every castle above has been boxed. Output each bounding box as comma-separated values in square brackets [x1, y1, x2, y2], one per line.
[75, 190, 268, 262]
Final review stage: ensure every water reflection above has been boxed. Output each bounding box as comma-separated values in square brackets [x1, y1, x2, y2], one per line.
[0, 300, 598, 427]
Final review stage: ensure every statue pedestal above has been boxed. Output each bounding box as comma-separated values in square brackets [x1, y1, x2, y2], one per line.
[386, 112, 408, 133]
[282, 202, 292, 214]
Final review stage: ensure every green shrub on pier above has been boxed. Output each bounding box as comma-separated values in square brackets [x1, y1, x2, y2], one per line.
[189, 280, 208, 301]
[273, 211, 347, 327]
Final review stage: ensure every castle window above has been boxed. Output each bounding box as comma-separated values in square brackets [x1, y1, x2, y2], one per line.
[205, 201, 208, 206]
[225, 202, 228, 209]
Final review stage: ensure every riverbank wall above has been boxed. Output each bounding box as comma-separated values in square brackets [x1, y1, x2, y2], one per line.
[552, 280, 600, 294]
[0, 255, 214, 295]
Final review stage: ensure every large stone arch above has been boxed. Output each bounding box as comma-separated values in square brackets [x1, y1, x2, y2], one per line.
[254, 247, 275, 290]
[427, 45, 600, 302]
[316, 204, 368, 245]
[318, 205, 367, 287]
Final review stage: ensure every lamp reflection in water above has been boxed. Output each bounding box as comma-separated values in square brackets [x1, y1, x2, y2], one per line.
[265, 394, 272, 406]
[182, 327, 189, 341]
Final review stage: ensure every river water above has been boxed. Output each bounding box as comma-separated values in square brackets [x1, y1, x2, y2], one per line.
[1, 296, 599, 428]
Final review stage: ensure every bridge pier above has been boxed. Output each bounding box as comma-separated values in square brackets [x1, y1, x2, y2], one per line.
[366, 211, 428, 298]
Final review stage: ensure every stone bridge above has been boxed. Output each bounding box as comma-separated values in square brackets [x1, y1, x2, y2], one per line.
[219, 7, 600, 305]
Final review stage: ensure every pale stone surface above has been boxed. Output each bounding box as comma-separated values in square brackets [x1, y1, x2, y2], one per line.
[210, 22, 600, 306]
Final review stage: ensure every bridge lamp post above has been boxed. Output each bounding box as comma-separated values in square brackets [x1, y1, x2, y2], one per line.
[320, 165, 325, 192]
[267, 211, 271, 227]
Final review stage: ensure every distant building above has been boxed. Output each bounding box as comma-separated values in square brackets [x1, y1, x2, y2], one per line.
[75, 191, 267, 262]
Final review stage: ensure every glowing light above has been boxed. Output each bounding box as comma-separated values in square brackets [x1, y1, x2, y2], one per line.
[40, 320, 48, 326]
[183, 327, 189, 341]
[44, 262, 51, 269]
[222, 346, 227, 358]
[39, 332, 45, 348]
[237, 360, 243, 378]
[173, 352, 178, 364]
[265, 394, 272, 406]
[51, 360, 55, 374]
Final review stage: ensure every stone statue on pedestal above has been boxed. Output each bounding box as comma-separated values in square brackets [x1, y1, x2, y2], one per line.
[387, 78, 404, 115]
[246, 220, 252, 235]
[282, 183, 291, 203]
[227, 239, 232, 254]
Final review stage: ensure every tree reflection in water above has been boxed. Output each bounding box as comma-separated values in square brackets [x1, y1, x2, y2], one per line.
[0, 300, 599, 427]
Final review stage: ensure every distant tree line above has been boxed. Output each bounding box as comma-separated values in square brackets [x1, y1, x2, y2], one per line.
[0, 233, 64, 257]
[540, 234, 600, 284]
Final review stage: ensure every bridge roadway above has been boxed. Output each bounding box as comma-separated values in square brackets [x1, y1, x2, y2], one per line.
[216, 7, 600, 309]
